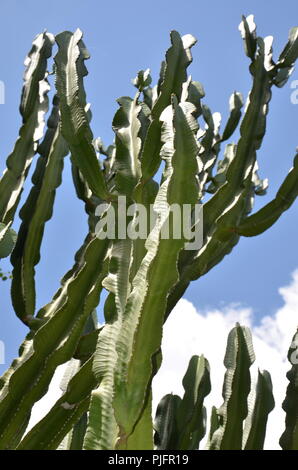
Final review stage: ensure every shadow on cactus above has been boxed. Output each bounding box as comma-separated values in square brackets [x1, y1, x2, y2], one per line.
[0, 14, 298, 450]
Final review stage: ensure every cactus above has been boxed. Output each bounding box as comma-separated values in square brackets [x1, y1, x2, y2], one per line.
[280, 329, 298, 450]
[0, 16, 298, 450]
[154, 324, 275, 450]
[154, 355, 211, 450]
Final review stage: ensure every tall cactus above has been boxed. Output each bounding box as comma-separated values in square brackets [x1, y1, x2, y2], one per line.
[0, 16, 298, 450]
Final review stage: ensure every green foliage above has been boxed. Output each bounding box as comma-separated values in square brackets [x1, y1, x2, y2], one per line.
[0, 15, 298, 450]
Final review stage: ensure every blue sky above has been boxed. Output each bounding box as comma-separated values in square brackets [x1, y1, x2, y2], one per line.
[0, 0, 298, 375]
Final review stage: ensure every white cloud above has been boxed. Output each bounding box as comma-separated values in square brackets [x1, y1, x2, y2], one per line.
[152, 270, 298, 450]
[28, 270, 298, 449]
[27, 363, 66, 431]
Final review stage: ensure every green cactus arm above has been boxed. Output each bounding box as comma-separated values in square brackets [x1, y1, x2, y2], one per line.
[70, 109, 106, 233]
[0, 222, 17, 258]
[134, 44, 199, 286]
[188, 187, 251, 280]
[68, 413, 88, 450]
[152, 32, 196, 120]
[130, 179, 159, 281]
[280, 329, 298, 450]
[54, 29, 111, 201]
[18, 314, 99, 450]
[243, 369, 275, 450]
[239, 15, 257, 61]
[142, 86, 156, 110]
[278, 26, 298, 67]
[206, 406, 220, 448]
[137, 31, 196, 188]
[84, 97, 199, 450]
[271, 26, 298, 88]
[71, 161, 90, 206]
[10, 95, 68, 325]
[17, 355, 97, 450]
[154, 394, 181, 450]
[71, 160, 105, 234]
[111, 96, 157, 281]
[181, 78, 204, 118]
[166, 32, 291, 316]
[174, 24, 280, 286]
[208, 324, 255, 450]
[194, 104, 222, 197]
[0, 32, 53, 225]
[220, 91, 244, 142]
[205, 143, 237, 194]
[84, 159, 134, 449]
[177, 355, 211, 450]
[165, 234, 239, 319]
[200, 104, 220, 161]
[132, 68, 152, 92]
[121, 92, 159, 280]
[154, 356, 210, 450]
[202, 21, 296, 233]
[165, 170, 254, 317]
[166, 169, 256, 318]
[173, 30, 275, 302]
[0, 234, 108, 449]
[0, 235, 97, 391]
[237, 152, 298, 237]
[135, 119, 162, 187]
[114, 98, 199, 447]
[112, 95, 142, 196]
[83, 236, 133, 450]
[82, 91, 143, 449]
[108, 93, 147, 285]
[203, 37, 272, 236]
[119, 98, 197, 444]
[124, 350, 162, 450]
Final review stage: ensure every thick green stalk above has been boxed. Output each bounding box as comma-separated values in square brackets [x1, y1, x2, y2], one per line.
[135, 31, 196, 190]
[84, 97, 199, 450]
[54, 29, 111, 201]
[0, 32, 53, 226]
[208, 324, 255, 450]
[154, 355, 210, 450]
[10, 95, 68, 325]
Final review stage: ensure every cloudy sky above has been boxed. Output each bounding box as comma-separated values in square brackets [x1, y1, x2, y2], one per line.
[1, 0, 298, 450]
